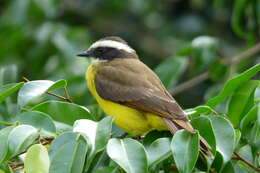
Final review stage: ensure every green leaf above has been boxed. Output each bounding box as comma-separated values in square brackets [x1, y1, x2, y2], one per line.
[32, 100, 92, 125]
[209, 60, 227, 81]
[191, 36, 219, 73]
[186, 105, 217, 118]
[231, 0, 253, 41]
[206, 64, 260, 108]
[107, 138, 148, 173]
[171, 130, 199, 173]
[227, 80, 259, 127]
[95, 116, 113, 153]
[73, 116, 113, 153]
[0, 127, 14, 163]
[0, 82, 24, 103]
[240, 104, 258, 132]
[247, 103, 260, 142]
[94, 166, 118, 173]
[237, 145, 255, 172]
[49, 132, 88, 173]
[14, 111, 56, 133]
[221, 162, 235, 173]
[17, 80, 67, 107]
[24, 144, 50, 173]
[48, 132, 76, 153]
[0, 163, 13, 173]
[146, 138, 171, 168]
[234, 129, 241, 149]
[73, 117, 113, 171]
[7, 125, 39, 157]
[209, 116, 235, 166]
[155, 56, 187, 89]
[0, 121, 15, 126]
[191, 116, 216, 156]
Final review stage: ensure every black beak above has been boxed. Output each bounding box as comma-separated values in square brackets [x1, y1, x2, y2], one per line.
[77, 50, 92, 57]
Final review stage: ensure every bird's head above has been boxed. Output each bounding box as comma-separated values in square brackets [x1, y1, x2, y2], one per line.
[77, 36, 138, 60]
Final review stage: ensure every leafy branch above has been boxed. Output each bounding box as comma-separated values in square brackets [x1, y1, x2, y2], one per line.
[170, 42, 260, 95]
[22, 77, 73, 103]
[232, 152, 260, 172]
[8, 136, 54, 170]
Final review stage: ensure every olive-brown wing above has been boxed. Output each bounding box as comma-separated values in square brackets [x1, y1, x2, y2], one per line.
[94, 61, 188, 121]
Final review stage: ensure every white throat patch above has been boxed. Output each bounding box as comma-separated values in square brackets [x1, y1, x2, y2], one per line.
[89, 40, 135, 53]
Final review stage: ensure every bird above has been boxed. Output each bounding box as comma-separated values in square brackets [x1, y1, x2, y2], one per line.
[77, 36, 212, 157]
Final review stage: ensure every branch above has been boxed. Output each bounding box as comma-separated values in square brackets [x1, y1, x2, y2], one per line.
[8, 136, 55, 170]
[22, 77, 73, 103]
[224, 42, 260, 65]
[232, 152, 260, 172]
[8, 162, 24, 170]
[11, 137, 54, 160]
[169, 72, 209, 95]
[169, 42, 260, 95]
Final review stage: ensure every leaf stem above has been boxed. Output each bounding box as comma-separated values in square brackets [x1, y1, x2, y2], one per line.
[22, 77, 73, 103]
[8, 161, 24, 170]
[232, 152, 260, 172]
[64, 87, 73, 103]
[8, 136, 55, 170]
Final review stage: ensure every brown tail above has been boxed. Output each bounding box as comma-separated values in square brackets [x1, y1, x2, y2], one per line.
[163, 118, 213, 158]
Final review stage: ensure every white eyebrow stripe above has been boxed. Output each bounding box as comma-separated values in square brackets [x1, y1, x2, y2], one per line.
[89, 40, 135, 53]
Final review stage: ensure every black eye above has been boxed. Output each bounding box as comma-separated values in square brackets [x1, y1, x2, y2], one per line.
[96, 48, 105, 53]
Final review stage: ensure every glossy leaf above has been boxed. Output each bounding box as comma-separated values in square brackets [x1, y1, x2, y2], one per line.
[240, 105, 258, 131]
[49, 132, 88, 173]
[32, 100, 92, 125]
[155, 56, 187, 89]
[146, 138, 171, 168]
[0, 163, 13, 173]
[7, 125, 39, 157]
[206, 64, 260, 108]
[17, 80, 67, 107]
[237, 145, 255, 172]
[14, 111, 56, 133]
[24, 144, 50, 173]
[73, 116, 113, 153]
[95, 116, 113, 153]
[227, 80, 259, 127]
[186, 105, 217, 118]
[73, 117, 113, 171]
[209, 116, 235, 165]
[191, 116, 216, 156]
[171, 130, 199, 173]
[107, 138, 148, 173]
[248, 103, 260, 142]
[0, 127, 14, 163]
[0, 82, 24, 103]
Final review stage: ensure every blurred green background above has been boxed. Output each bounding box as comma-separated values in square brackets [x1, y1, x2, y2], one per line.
[0, 0, 259, 110]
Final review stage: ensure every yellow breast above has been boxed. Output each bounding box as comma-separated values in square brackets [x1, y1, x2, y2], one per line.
[86, 62, 168, 135]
